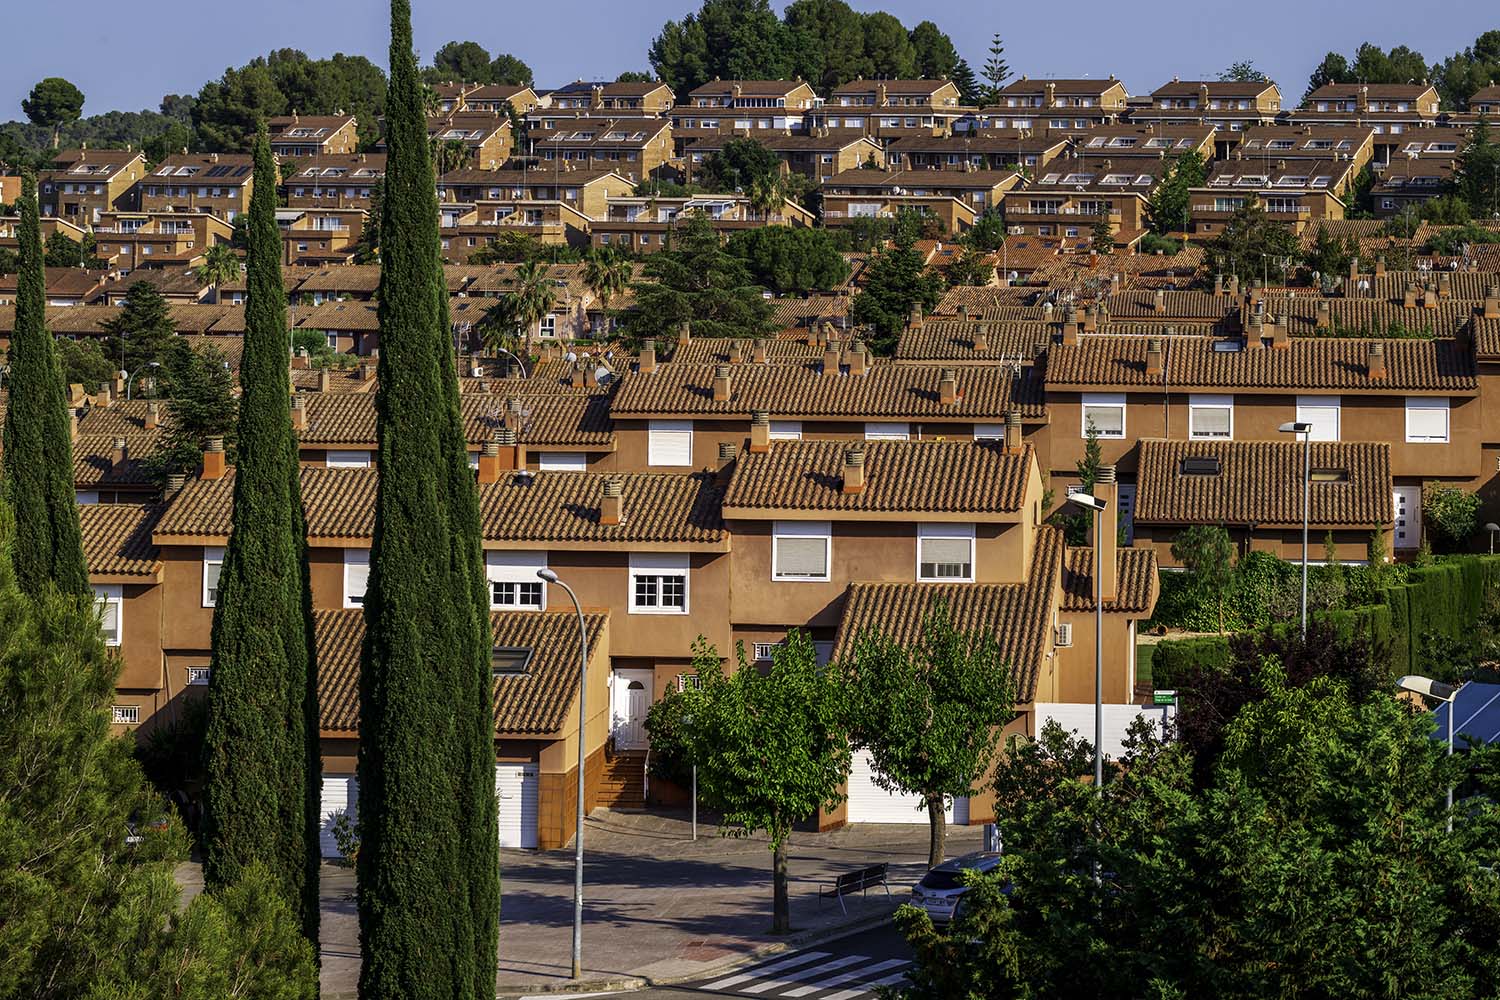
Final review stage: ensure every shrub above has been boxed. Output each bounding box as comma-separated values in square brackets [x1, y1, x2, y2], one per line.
[330, 810, 358, 866]
[1423, 483, 1481, 550]
[1139, 232, 1183, 255]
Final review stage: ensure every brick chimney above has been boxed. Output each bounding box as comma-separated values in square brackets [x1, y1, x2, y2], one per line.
[1246, 312, 1264, 348]
[908, 303, 924, 329]
[752, 338, 768, 364]
[1214, 274, 1224, 297]
[68, 383, 86, 407]
[112, 372, 127, 397]
[939, 368, 958, 405]
[202, 436, 226, 479]
[1146, 337, 1163, 375]
[1083, 305, 1098, 333]
[677, 319, 691, 346]
[600, 479, 623, 526]
[841, 445, 866, 494]
[822, 344, 840, 376]
[750, 410, 771, 453]
[728, 340, 743, 364]
[1423, 281, 1439, 309]
[713, 364, 732, 402]
[291, 394, 307, 432]
[111, 436, 129, 475]
[359, 360, 375, 381]
[848, 340, 868, 376]
[1485, 285, 1500, 320]
[1062, 314, 1079, 345]
[93, 384, 113, 409]
[165, 473, 187, 499]
[145, 400, 160, 430]
[477, 439, 501, 484]
[1315, 300, 1330, 329]
[1153, 288, 1166, 312]
[319, 368, 331, 392]
[1269, 315, 1288, 349]
[973, 324, 990, 353]
[1403, 283, 1419, 308]
[1367, 341, 1386, 380]
[1438, 272, 1452, 299]
[1004, 409, 1022, 455]
[1227, 274, 1239, 298]
[639, 338, 657, 374]
[1375, 256, 1387, 277]
[1095, 464, 1118, 603]
[1348, 256, 1359, 287]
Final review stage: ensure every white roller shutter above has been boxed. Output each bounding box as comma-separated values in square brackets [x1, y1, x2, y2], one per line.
[648, 420, 693, 466]
[319, 776, 358, 858]
[845, 750, 955, 824]
[496, 763, 539, 849]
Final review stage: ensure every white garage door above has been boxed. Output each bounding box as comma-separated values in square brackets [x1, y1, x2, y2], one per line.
[496, 763, 539, 849]
[845, 750, 956, 825]
[320, 775, 358, 859]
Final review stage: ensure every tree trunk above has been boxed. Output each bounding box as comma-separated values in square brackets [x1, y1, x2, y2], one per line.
[772, 838, 790, 935]
[926, 794, 947, 869]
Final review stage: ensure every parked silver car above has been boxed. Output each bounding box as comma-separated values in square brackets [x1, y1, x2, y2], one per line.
[908, 850, 1003, 925]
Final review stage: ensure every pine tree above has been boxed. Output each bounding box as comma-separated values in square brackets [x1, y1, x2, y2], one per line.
[981, 34, 1010, 105]
[1, 172, 89, 600]
[101, 280, 175, 376]
[201, 124, 320, 944]
[358, 1, 499, 997]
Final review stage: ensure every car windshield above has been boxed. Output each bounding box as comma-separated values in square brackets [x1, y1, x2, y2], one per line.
[919, 870, 965, 891]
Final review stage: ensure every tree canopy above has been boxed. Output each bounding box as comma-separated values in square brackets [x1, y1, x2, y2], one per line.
[1202, 203, 1302, 285]
[849, 215, 945, 354]
[727, 226, 850, 294]
[22, 78, 85, 148]
[624, 212, 776, 343]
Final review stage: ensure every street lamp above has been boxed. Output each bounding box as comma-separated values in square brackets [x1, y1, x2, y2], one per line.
[1486, 523, 1499, 555]
[491, 347, 528, 380]
[125, 361, 161, 401]
[1070, 490, 1109, 794]
[1397, 674, 1462, 833]
[536, 567, 588, 978]
[1279, 421, 1313, 638]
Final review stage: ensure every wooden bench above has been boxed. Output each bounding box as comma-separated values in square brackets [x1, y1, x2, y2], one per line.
[819, 863, 891, 914]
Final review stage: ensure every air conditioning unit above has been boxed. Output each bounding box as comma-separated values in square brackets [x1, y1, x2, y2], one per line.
[1054, 623, 1074, 647]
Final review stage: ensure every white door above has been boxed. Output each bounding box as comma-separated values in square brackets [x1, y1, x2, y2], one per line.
[612, 670, 653, 749]
[845, 750, 956, 824]
[1393, 486, 1421, 550]
[319, 776, 358, 858]
[495, 763, 539, 849]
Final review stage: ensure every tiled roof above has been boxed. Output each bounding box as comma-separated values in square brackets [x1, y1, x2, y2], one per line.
[1104, 290, 1235, 320]
[766, 295, 852, 330]
[1367, 272, 1496, 301]
[893, 320, 1052, 362]
[294, 266, 381, 293]
[1134, 438, 1393, 527]
[298, 392, 613, 449]
[297, 301, 379, 331]
[1476, 316, 1500, 359]
[723, 440, 1033, 517]
[1272, 296, 1475, 338]
[1045, 334, 1476, 393]
[75, 400, 174, 435]
[667, 338, 824, 365]
[290, 365, 373, 393]
[1060, 547, 1158, 613]
[611, 361, 1046, 420]
[313, 608, 608, 735]
[74, 431, 164, 488]
[832, 525, 1064, 702]
[80, 504, 162, 578]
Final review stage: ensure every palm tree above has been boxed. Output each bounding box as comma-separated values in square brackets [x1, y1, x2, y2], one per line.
[748, 171, 785, 221]
[477, 294, 522, 358]
[508, 260, 557, 349]
[582, 248, 630, 332]
[429, 136, 469, 175]
[194, 243, 242, 301]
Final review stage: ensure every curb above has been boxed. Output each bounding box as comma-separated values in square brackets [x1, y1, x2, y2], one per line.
[495, 975, 645, 997]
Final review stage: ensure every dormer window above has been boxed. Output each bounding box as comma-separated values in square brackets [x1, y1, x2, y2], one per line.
[1179, 456, 1222, 476]
[1102, 173, 1130, 185]
[491, 646, 534, 676]
[1310, 468, 1349, 483]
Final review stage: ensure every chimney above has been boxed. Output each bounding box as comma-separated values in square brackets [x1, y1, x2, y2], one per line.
[69, 383, 86, 407]
[1316, 300, 1330, 329]
[1004, 409, 1022, 454]
[165, 473, 188, 500]
[841, 445, 866, 495]
[957, 303, 969, 322]
[718, 441, 738, 463]
[848, 340, 868, 376]
[728, 340, 743, 364]
[1438, 273, 1451, 299]
[112, 372, 127, 397]
[144, 400, 160, 430]
[1269, 315, 1288, 349]
[477, 439, 501, 484]
[319, 368, 331, 392]
[752, 338, 768, 364]
[93, 384, 113, 409]
[1485, 285, 1500, 320]
[1146, 337, 1163, 376]
[1214, 274, 1224, 297]
[202, 436, 226, 479]
[1153, 288, 1166, 312]
[359, 361, 375, 381]
[600, 479, 623, 526]
[1423, 281, 1439, 309]
[713, 364, 732, 402]
[677, 319, 691, 346]
[1062, 314, 1079, 345]
[291, 394, 307, 432]
[1227, 274, 1240, 298]
[291, 350, 310, 370]
[493, 427, 525, 472]
[1403, 283, 1418, 308]
[111, 436, 129, 475]
[1083, 305, 1099, 333]
[1095, 464, 1118, 603]
[822, 344, 840, 376]
[973, 324, 990, 352]
[939, 368, 958, 405]
[908, 303, 924, 329]
[639, 338, 657, 374]
[1375, 256, 1387, 277]
[750, 410, 771, 453]
[569, 363, 587, 389]
[1367, 341, 1386, 380]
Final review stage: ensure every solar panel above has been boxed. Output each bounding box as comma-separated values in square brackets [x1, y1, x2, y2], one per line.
[205, 165, 231, 178]
[1431, 683, 1500, 746]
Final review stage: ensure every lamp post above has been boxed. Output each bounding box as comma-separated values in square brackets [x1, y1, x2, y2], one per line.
[1070, 491, 1109, 794]
[1486, 522, 1499, 555]
[492, 347, 528, 379]
[125, 361, 161, 401]
[537, 567, 588, 978]
[1279, 421, 1313, 638]
[1397, 675, 1462, 833]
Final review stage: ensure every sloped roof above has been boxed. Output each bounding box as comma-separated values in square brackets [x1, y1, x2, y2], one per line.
[1060, 547, 1158, 613]
[80, 503, 162, 578]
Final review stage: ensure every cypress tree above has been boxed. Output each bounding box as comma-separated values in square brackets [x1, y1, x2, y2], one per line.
[201, 125, 321, 944]
[2, 172, 89, 599]
[357, 1, 498, 997]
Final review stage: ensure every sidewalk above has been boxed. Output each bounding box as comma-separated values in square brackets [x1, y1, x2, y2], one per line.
[317, 809, 979, 997]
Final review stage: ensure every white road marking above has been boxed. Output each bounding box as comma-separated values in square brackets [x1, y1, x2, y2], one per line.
[780, 957, 909, 998]
[821, 968, 912, 1000]
[740, 953, 867, 994]
[701, 950, 833, 991]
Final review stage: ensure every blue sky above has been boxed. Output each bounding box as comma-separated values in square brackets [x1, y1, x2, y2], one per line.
[3, 0, 1496, 117]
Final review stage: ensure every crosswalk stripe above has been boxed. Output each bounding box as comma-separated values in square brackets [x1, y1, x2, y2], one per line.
[702, 950, 833, 991]
[821, 969, 912, 1000]
[740, 954, 866, 994]
[780, 958, 909, 998]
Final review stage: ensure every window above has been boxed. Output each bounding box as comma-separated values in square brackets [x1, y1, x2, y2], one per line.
[1180, 456, 1222, 476]
[773, 521, 831, 581]
[769, 420, 803, 441]
[343, 549, 370, 608]
[648, 419, 693, 466]
[1188, 394, 1233, 439]
[539, 452, 587, 471]
[186, 666, 211, 686]
[112, 705, 140, 725]
[917, 523, 975, 581]
[487, 550, 547, 609]
[1296, 396, 1340, 441]
[1405, 397, 1449, 443]
[753, 641, 785, 662]
[491, 646, 533, 675]
[94, 585, 122, 646]
[202, 547, 224, 607]
[676, 673, 701, 692]
[629, 552, 689, 614]
[327, 449, 372, 468]
[863, 422, 910, 441]
[973, 423, 1005, 441]
[1081, 394, 1125, 439]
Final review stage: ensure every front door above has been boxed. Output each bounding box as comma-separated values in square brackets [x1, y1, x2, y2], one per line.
[1393, 486, 1421, 550]
[612, 669, 653, 750]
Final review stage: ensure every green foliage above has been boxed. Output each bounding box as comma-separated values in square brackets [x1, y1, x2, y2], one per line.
[1455, 116, 1500, 221]
[649, 0, 794, 95]
[1306, 41, 1432, 103]
[581, 245, 633, 314]
[1343, 163, 1376, 218]
[849, 222, 944, 354]
[1301, 222, 1362, 288]
[909, 20, 960, 80]
[192, 243, 240, 288]
[290, 327, 335, 364]
[1171, 526, 1236, 632]
[330, 812, 360, 868]
[1432, 30, 1500, 110]
[54, 336, 116, 394]
[980, 33, 1010, 105]
[1219, 60, 1268, 82]
[951, 58, 982, 106]
[2, 174, 89, 600]
[102, 281, 175, 374]
[667, 634, 852, 934]
[726, 226, 850, 294]
[23, 77, 85, 147]
[428, 40, 493, 83]
[941, 247, 994, 288]
[624, 212, 775, 343]
[1202, 203, 1301, 284]
[467, 230, 581, 265]
[1138, 232, 1183, 255]
[193, 49, 388, 152]
[841, 604, 1016, 866]
[0, 246, 16, 274]
[1425, 221, 1500, 257]
[1423, 482, 1482, 550]
[1147, 151, 1207, 235]
[964, 209, 1008, 252]
[44, 230, 87, 268]
[356, 2, 498, 994]
[144, 341, 237, 481]
[698, 136, 781, 195]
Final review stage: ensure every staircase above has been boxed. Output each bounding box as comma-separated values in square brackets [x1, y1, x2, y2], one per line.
[596, 750, 647, 809]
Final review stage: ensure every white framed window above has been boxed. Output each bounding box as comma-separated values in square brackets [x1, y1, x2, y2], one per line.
[94, 585, 122, 646]
[202, 547, 224, 607]
[648, 419, 693, 467]
[326, 449, 372, 468]
[629, 552, 689, 614]
[1405, 398, 1449, 443]
[186, 666, 211, 686]
[753, 640, 785, 662]
[487, 550, 547, 610]
[1188, 394, 1234, 440]
[917, 523, 975, 582]
[343, 548, 370, 608]
[112, 705, 140, 725]
[539, 452, 587, 471]
[1296, 396, 1341, 441]
[973, 423, 1005, 441]
[863, 422, 909, 441]
[772, 521, 831, 582]
[769, 420, 803, 441]
[1081, 393, 1126, 439]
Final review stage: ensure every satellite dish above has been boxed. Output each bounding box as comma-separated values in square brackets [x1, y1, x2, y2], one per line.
[563, 351, 578, 364]
[595, 366, 612, 384]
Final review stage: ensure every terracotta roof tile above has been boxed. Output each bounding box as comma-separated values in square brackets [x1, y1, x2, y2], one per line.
[293, 266, 382, 294]
[1134, 438, 1393, 527]
[668, 337, 825, 365]
[893, 320, 1051, 362]
[1060, 547, 1158, 613]
[80, 503, 162, 578]
[296, 301, 379, 331]
[1273, 296, 1475, 338]
[1105, 290, 1235, 320]
[74, 431, 165, 487]
[1368, 272, 1496, 301]
[1476, 316, 1500, 358]
[298, 392, 613, 449]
